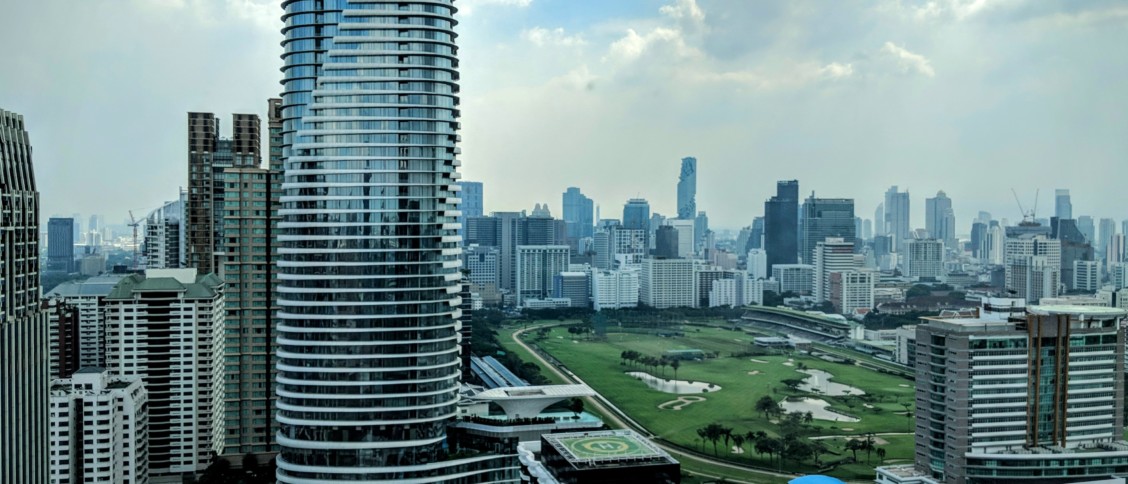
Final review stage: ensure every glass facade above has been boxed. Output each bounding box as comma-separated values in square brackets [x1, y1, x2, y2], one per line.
[278, 1, 516, 481]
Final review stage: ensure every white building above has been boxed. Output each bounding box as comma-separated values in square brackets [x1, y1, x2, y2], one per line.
[44, 274, 128, 372]
[641, 258, 696, 308]
[143, 193, 185, 269]
[746, 249, 767, 280]
[1005, 234, 1061, 303]
[463, 244, 501, 289]
[829, 270, 875, 315]
[985, 224, 1005, 265]
[515, 245, 569, 305]
[591, 270, 640, 311]
[1073, 260, 1101, 292]
[49, 368, 148, 484]
[103, 269, 224, 479]
[813, 238, 858, 302]
[666, 219, 696, 259]
[772, 264, 814, 295]
[904, 238, 944, 280]
[708, 276, 765, 308]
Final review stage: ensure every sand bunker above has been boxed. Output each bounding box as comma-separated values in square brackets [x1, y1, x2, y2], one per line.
[747, 371, 762, 376]
[749, 358, 769, 363]
[658, 396, 706, 411]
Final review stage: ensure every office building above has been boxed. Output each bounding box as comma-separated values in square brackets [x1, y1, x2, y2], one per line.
[924, 191, 956, 250]
[799, 195, 855, 264]
[1005, 234, 1061, 303]
[746, 248, 768, 280]
[1073, 260, 1100, 292]
[970, 222, 986, 259]
[877, 306, 1128, 483]
[623, 198, 650, 230]
[103, 269, 224, 478]
[1078, 215, 1096, 244]
[463, 244, 501, 290]
[667, 218, 696, 258]
[749, 216, 764, 250]
[765, 180, 799, 272]
[695, 210, 710, 253]
[984, 222, 1005, 265]
[466, 212, 566, 291]
[1109, 234, 1126, 270]
[143, 193, 186, 269]
[677, 157, 696, 219]
[829, 270, 875, 314]
[185, 111, 261, 275]
[516, 245, 570, 305]
[44, 275, 127, 374]
[709, 274, 764, 308]
[553, 271, 590, 308]
[43, 299, 80, 379]
[47, 217, 76, 273]
[562, 187, 594, 240]
[904, 239, 944, 280]
[460, 181, 484, 219]
[1109, 263, 1128, 290]
[1099, 217, 1117, 257]
[591, 269, 640, 310]
[884, 186, 911, 252]
[696, 267, 734, 308]
[874, 203, 885, 236]
[48, 369, 148, 484]
[772, 264, 814, 295]
[813, 238, 858, 302]
[1054, 188, 1072, 220]
[655, 225, 680, 258]
[641, 258, 696, 308]
[0, 109, 49, 484]
[1051, 217, 1094, 291]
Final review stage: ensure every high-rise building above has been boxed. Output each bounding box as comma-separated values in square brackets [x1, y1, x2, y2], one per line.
[463, 244, 501, 290]
[268, 97, 284, 171]
[562, 187, 594, 241]
[765, 180, 799, 272]
[667, 218, 696, 259]
[43, 299, 80, 379]
[1099, 217, 1117, 257]
[104, 269, 224, 479]
[695, 210, 710, 253]
[47, 217, 76, 273]
[799, 195, 855, 264]
[884, 185, 911, 252]
[904, 238, 944, 280]
[677, 157, 696, 219]
[623, 198, 650, 230]
[515, 245, 570, 305]
[48, 369, 148, 484]
[553, 272, 591, 308]
[1078, 215, 1096, 244]
[276, 4, 519, 481]
[0, 109, 48, 484]
[862, 218, 873, 241]
[924, 191, 956, 250]
[185, 112, 261, 275]
[143, 193, 186, 269]
[984, 222, 1005, 265]
[812, 238, 858, 302]
[874, 203, 885, 236]
[1109, 234, 1126, 271]
[878, 306, 1128, 483]
[746, 248, 768, 280]
[1073, 260, 1100, 292]
[1051, 217, 1094, 291]
[749, 216, 764, 250]
[591, 269, 640, 311]
[654, 225, 680, 259]
[640, 258, 696, 308]
[771, 264, 814, 295]
[595, 225, 648, 270]
[459, 181, 484, 219]
[1004, 234, 1061, 303]
[1054, 188, 1072, 220]
[828, 270, 874, 315]
[44, 275, 128, 373]
[970, 222, 986, 259]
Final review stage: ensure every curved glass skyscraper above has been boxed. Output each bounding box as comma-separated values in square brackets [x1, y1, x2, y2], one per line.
[277, 1, 513, 481]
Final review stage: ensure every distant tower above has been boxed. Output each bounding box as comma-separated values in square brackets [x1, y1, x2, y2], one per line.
[884, 186, 911, 253]
[1054, 189, 1072, 220]
[677, 157, 697, 219]
[562, 187, 594, 240]
[925, 190, 957, 250]
[764, 180, 799, 272]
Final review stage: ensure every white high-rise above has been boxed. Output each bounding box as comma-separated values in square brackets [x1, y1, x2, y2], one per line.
[591, 269, 640, 311]
[812, 237, 857, 302]
[515, 245, 570, 305]
[904, 239, 944, 280]
[1004, 235, 1062, 303]
[641, 258, 696, 308]
[276, 2, 518, 481]
[746, 248, 768, 280]
[103, 269, 224, 479]
[48, 369, 148, 484]
[667, 218, 696, 258]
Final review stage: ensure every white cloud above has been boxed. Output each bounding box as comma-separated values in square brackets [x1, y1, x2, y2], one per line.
[912, 0, 992, 21]
[604, 27, 696, 63]
[660, 0, 706, 24]
[521, 27, 586, 47]
[458, 0, 532, 16]
[881, 42, 936, 77]
[819, 62, 855, 80]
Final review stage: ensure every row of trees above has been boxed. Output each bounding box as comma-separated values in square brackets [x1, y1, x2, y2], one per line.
[694, 421, 887, 469]
[620, 350, 681, 380]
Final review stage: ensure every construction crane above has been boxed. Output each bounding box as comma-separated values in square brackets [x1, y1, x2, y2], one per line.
[128, 210, 141, 271]
[1011, 188, 1039, 224]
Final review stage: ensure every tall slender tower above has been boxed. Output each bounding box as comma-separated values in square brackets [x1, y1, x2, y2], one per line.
[0, 108, 48, 483]
[677, 157, 697, 219]
[277, 2, 516, 481]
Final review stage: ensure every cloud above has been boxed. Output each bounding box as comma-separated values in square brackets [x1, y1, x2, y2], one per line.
[880, 42, 936, 77]
[604, 27, 696, 63]
[910, 0, 993, 21]
[819, 62, 855, 80]
[458, 0, 532, 16]
[521, 27, 586, 47]
[659, 0, 706, 31]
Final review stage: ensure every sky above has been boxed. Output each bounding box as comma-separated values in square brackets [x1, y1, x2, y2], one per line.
[2, 0, 1127, 233]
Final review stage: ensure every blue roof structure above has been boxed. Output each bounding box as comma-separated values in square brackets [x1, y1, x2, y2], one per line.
[789, 476, 846, 484]
[470, 356, 528, 389]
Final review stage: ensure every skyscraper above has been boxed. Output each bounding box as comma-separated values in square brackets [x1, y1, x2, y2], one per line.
[924, 190, 956, 250]
[459, 181, 484, 219]
[268, 97, 284, 171]
[812, 238, 858, 302]
[677, 157, 696, 219]
[764, 180, 799, 272]
[47, 217, 75, 273]
[1054, 188, 1072, 220]
[143, 193, 185, 269]
[1078, 215, 1096, 244]
[798, 194, 854, 264]
[749, 216, 764, 250]
[1099, 217, 1117, 258]
[884, 185, 910, 252]
[562, 186, 594, 240]
[0, 108, 48, 484]
[904, 238, 944, 280]
[277, 3, 517, 481]
[1005, 234, 1061, 303]
[623, 198, 650, 230]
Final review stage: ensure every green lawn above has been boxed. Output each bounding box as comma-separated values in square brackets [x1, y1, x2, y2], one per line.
[527, 326, 917, 481]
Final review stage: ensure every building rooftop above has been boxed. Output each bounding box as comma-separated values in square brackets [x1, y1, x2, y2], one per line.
[1028, 305, 1126, 319]
[474, 384, 594, 401]
[543, 430, 674, 467]
[45, 274, 127, 298]
[106, 270, 223, 300]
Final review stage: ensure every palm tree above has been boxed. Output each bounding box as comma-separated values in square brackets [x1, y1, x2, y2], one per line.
[810, 440, 828, 467]
[876, 447, 887, 464]
[696, 428, 708, 453]
[720, 426, 734, 454]
[671, 359, 681, 380]
[803, 411, 814, 426]
[732, 434, 746, 456]
[863, 433, 877, 463]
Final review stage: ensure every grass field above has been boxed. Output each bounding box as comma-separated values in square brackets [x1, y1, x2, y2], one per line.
[525, 324, 917, 480]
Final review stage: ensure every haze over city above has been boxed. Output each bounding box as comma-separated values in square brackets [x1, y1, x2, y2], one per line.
[3, 0, 1127, 228]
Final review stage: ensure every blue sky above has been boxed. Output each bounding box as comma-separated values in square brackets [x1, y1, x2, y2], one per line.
[2, 0, 1127, 231]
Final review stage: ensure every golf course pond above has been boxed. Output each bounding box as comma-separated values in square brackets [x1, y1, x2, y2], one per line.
[779, 397, 860, 422]
[797, 369, 865, 396]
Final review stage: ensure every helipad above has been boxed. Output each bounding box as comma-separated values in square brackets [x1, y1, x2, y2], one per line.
[543, 430, 667, 463]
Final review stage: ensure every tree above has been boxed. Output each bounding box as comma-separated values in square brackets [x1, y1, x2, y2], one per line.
[732, 434, 746, 456]
[876, 447, 887, 464]
[863, 433, 877, 462]
[803, 411, 814, 426]
[781, 378, 804, 391]
[754, 395, 778, 419]
[670, 359, 681, 380]
[696, 428, 708, 452]
[845, 439, 864, 461]
[700, 423, 727, 455]
[568, 397, 584, 419]
[810, 440, 828, 467]
[719, 426, 734, 453]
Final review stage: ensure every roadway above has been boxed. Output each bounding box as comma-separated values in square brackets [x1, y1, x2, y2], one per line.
[510, 324, 795, 484]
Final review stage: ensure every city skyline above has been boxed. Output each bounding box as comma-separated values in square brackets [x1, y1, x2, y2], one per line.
[3, 1, 1128, 229]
